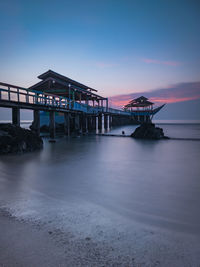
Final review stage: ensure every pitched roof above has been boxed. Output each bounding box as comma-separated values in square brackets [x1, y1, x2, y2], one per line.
[38, 70, 97, 92]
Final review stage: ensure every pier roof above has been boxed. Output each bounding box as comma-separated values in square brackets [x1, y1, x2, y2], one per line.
[29, 70, 106, 101]
[124, 96, 154, 108]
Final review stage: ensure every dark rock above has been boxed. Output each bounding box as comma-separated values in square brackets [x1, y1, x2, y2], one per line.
[131, 123, 169, 140]
[0, 123, 43, 154]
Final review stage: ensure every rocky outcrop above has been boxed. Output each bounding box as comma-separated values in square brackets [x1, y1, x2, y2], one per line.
[0, 124, 43, 154]
[131, 123, 169, 139]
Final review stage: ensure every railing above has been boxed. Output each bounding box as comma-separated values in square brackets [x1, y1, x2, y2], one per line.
[0, 82, 152, 116]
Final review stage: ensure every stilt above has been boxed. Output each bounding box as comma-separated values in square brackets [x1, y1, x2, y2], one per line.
[104, 114, 108, 129]
[81, 115, 86, 133]
[64, 113, 70, 136]
[92, 116, 96, 130]
[33, 110, 40, 136]
[12, 107, 20, 126]
[109, 115, 112, 128]
[75, 114, 80, 133]
[49, 111, 55, 139]
[98, 114, 102, 130]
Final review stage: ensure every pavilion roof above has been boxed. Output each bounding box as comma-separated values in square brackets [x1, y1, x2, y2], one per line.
[29, 70, 106, 101]
[124, 96, 154, 108]
[38, 70, 97, 92]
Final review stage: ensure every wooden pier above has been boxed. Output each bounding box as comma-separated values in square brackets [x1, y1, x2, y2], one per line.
[0, 70, 164, 138]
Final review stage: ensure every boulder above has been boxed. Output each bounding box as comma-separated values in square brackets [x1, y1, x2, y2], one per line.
[0, 123, 43, 154]
[131, 123, 169, 140]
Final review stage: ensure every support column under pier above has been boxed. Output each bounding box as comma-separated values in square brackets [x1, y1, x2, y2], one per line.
[81, 115, 87, 133]
[98, 114, 102, 130]
[64, 113, 70, 136]
[87, 116, 93, 131]
[12, 107, 20, 126]
[49, 111, 55, 139]
[92, 116, 96, 130]
[104, 114, 108, 129]
[75, 114, 80, 133]
[33, 110, 40, 136]
[109, 115, 112, 128]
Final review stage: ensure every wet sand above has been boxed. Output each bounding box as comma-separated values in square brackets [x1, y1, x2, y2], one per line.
[1, 207, 200, 267]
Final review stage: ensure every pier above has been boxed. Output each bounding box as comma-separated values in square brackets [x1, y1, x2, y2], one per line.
[0, 70, 164, 138]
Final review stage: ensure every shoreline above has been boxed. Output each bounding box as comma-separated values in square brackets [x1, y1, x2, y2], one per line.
[1, 207, 200, 267]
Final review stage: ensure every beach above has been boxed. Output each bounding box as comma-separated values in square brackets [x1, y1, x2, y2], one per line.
[0, 123, 200, 266]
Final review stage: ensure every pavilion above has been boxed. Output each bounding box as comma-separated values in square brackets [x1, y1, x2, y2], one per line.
[29, 70, 108, 109]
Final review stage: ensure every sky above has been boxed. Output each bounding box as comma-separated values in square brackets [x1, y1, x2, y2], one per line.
[0, 0, 200, 119]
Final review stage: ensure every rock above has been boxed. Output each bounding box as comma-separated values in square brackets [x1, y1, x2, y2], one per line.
[131, 123, 169, 140]
[0, 123, 43, 154]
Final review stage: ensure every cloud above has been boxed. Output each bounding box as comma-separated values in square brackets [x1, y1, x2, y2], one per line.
[109, 81, 200, 108]
[142, 58, 181, 66]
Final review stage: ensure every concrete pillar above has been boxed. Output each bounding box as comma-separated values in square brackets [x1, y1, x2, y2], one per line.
[92, 116, 96, 130]
[33, 110, 40, 136]
[104, 114, 108, 129]
[12, 107, 20, 126]
[81, 115, 86, 133]
[98, 114, 102, 130]
[109, 115, 112, 128]
[86, 116, 88, 133]
[75, 114, 80, 132]
[64, 113, 70, 136]
[87, 116, 93, 131]
[49, 111, 55, 139]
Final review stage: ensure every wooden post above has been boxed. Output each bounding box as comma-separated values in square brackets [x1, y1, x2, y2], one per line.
[75, 114, 80, 132]
[65, 113, 70, 136]
[49, 111, 55, 139]
[86, 116, 88, 133]
[109, 115, 112, 128]
[104, 114, 108, 129]
[98, 114, 102, 130]
[33, 110, 40, 136]
[92, 116, 96, 130]
[12, 107, 20, 126]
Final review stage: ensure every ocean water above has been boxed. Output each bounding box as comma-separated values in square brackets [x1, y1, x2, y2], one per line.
[0, 122, 200, 265]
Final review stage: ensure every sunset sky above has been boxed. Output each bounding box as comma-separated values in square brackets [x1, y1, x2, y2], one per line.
[0, 0, 200, 118]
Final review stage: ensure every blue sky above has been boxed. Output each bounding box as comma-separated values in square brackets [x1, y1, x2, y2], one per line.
[0, 0, 200, 117]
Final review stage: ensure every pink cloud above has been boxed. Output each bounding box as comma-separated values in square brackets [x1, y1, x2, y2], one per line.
[142, 58, 181, 66]
[109, 81, 200, 109]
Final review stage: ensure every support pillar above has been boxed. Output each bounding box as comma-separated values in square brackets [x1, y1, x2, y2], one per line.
[12, 107, 20, 126]
[33, 110, 40, 136]
[98, 114, 102, 130]
[104, 114, 108, 129]
[92, 116, 96, 130]
[86, 116, 88, 133]
[64, 113, 70, 136]
[81, 115, 86, 133]
[49, 111, 55, 139]
[87, 116, 93, 131]
[75, 114, 80, 132]
[109, 115, 112, 128]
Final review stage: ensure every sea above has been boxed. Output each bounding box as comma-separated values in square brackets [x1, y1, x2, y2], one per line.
[0, 120, 200, 265]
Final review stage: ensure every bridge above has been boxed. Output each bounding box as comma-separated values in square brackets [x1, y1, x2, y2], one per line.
[0, 71, 164, 139]
[0, 81, 135, 138]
